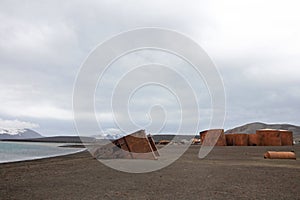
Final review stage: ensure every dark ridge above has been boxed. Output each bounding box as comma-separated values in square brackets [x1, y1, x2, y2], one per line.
[1, 136, 95, 143]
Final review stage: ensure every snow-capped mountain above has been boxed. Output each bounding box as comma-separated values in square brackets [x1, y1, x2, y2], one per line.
[93, 133, 125, 140]
[0, 128, 42, 140]
[105, 133, 125, 140]
[92, 128, 125, 140]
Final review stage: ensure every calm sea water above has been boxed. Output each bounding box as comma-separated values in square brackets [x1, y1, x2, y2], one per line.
[0, 142, 86, 163]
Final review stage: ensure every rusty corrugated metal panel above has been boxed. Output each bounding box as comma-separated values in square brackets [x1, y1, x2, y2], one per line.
[264, 151, 296, 159]
[256, 129, 282, 146]
[248, 134, 262, 146]
[200, 129, 227, 146]
[92, 130, 158, 160]
[279, 130, 293, 146]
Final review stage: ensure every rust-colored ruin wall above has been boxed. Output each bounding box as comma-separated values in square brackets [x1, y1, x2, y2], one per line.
[248, 134, 262, 146]
[256, 130, 282, 146]
[280, 130, 293, 146]
[225, 134, 235, 146]
[200, 129, 227, 146]
[233, 134, 249, 146]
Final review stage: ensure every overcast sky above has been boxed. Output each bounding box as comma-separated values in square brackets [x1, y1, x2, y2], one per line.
[0, 0, 300, 136]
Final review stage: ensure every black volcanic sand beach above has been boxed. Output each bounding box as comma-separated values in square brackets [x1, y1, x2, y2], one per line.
[1, 145, 300, 200]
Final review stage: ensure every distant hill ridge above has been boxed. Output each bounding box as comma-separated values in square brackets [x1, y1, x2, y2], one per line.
[1, 136, 95, 143]
[225, 122, 300, 136]
[1, 122, 299, 142]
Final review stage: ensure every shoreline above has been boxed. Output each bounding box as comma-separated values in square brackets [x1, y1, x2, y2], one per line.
[0, 148, 87, 165]
[0, 141, 87, 164]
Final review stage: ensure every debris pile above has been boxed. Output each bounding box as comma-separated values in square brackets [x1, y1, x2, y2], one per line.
[92, 130, 159, 160]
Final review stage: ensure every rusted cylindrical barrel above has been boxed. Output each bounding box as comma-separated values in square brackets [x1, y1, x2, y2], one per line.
[256, 129, 282, 146]
[248, 134, 262, 146]
[200, 129, 227, 146]
[280, 130, 293, 146]
[264, 151, 296, 159]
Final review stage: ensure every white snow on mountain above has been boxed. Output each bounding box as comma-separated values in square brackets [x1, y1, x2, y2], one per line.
[92, 128, 125, 140]
[0, 128, 27, 135]
[0, 118, 39, 133]
[0, 128, 42, 139]
[0, 119, 41, 139]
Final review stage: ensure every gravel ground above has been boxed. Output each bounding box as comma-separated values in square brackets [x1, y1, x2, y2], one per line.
[1, 145, 299, 200]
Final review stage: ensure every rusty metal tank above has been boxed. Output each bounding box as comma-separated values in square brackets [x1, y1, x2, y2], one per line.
[279, 130, 293, 146]
[256, 129, 282, 146]
[233, 134, 249, 146]
[200, 129, 227, 146]
[225, 133, 248, 146]
[225, 134, 235, 146]
[248, 134, 262, 146]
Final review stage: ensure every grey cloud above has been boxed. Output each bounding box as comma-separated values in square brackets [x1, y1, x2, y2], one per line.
[0, 0, 299, 136]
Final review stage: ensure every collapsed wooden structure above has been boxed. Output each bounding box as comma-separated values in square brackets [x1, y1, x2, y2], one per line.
[200, 129, 293, 146]
[92, 130, 159, 160]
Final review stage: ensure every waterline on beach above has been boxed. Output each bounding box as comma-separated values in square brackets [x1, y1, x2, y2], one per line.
[0, 141, 86, 164]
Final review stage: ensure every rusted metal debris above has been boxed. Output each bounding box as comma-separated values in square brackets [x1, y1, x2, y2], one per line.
[192, 138, 201, 145]
[92, 130, 159, 160]
[158, 140, 171, 145]
[264, 151, 296, 159]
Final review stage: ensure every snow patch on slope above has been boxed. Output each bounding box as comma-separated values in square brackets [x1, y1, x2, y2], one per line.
[0, 118, 39, 135]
